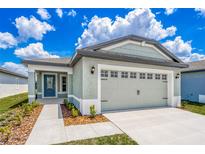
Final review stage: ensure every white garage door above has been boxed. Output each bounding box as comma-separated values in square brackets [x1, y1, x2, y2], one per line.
[101, 70, 168, 112]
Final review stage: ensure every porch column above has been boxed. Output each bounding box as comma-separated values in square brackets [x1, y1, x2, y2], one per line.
[28, 71, 36, 103]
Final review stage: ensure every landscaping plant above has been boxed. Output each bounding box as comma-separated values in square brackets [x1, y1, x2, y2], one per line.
[22, 104, 33, 116]
[12, 113, 23, 126]
[71, 108, 79, 117]
[90, 105, 96, 118]
[0, 125, 11, 142]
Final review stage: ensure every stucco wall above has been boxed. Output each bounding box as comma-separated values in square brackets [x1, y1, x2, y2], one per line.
[81, 57, 181, 100]
[181, 71, 205, 102]
[0, 72, 28, 98]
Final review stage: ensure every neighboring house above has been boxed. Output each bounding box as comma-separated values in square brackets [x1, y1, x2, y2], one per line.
[181, 60, 205, 103]
[0, 67, 28, 98]
[23, 35, 188, 115]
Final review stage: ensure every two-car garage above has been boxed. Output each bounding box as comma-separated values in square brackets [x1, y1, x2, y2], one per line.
[101, 69, 169, 112]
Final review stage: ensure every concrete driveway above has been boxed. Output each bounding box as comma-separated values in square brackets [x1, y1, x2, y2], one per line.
[103, 107, 205, 145]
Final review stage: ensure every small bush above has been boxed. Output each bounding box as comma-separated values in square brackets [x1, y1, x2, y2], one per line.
[22, 104, 33, 116]
[31, 101, 40, 108]
[12, 113, 23, 126]
[90, 105, 96, 118]
[71, 108, 79, 117]
[64, 99, 69, 104]
[0, 125, 11, 142]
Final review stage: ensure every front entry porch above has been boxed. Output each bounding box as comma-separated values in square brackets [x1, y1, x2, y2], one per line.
[37, 98, 64, 104]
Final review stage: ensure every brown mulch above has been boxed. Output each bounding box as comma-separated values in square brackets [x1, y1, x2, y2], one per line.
[60, 104, 109, 126]
[2, 105, 43, 145]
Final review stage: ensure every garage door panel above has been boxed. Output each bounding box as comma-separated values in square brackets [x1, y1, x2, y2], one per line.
[101, 70, 168, 112]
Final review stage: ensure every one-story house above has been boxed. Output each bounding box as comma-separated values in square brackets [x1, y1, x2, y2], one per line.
[0, 67, 28, 98]
[23, 35, 188, 115]
[181, 60, 205, 103]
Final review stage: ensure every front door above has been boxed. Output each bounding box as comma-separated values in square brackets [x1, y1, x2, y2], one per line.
[44, 74, 56, 97]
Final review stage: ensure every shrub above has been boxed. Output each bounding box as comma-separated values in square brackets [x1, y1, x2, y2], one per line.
[31, 101, 40, 108]
[71, 108, 79, 117]
[13, 113, 23, 126]
[90, 105, 96, 118]
[22, 104, 33, 116]
[64, 99, 69, 104]
[0, 125, 11, 142]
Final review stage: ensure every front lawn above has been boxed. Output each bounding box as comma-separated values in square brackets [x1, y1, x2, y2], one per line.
[181, 100, 205, 115]
[0, 93, 28, 114]
[57, 134, 138, 145]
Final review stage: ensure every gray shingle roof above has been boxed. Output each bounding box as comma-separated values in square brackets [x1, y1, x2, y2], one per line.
[182, 60, 205, 72]
[23, 57, 71, 67]
[0, 67, 28, 79]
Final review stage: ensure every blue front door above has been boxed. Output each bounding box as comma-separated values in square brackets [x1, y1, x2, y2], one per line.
[44, 74, 56, 97]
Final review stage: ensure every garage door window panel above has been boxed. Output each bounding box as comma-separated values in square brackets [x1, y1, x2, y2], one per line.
[162, 74, 167, 80]
[130, 72, 137, 79]
[111, 71, 118, 78]
[101, 70, 108, 77]
[155, 74, 160, 80]
[121, 72, 128, 78]
[147, 73, 153, 79]
[140, 73, 146, 79]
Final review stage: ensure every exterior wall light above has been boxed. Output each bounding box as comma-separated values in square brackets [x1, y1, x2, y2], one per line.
[175, 73, 180, 79]
[91, 66, 95, 74]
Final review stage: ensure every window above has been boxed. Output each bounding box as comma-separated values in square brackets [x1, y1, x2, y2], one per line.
[47, 77, 54, 89]
[162, 74, 167, 80]
[155, 74, 160, 80]
[61, 76, 67, 92]
[111, 71, 118, 78]
[101, 70, 108, 77]
[147, 73, 153, 79]
[130, 72, 137, 78]
[121, 72, 128, 78]
[139, 73, 146, 79]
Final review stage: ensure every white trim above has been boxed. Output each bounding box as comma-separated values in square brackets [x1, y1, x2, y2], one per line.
[28, 95, 35, 98]
[98, 64, 175, 112]
[28, 64, 73, 74]
[102, 40, 172, 61]
[42, 72, 58, 98]
[59, 74, 67, 93]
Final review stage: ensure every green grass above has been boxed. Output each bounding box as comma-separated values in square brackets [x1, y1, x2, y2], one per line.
[181, 100, 205, 115]
[0, 93, 28, 114]
[57, 134, 138, 145]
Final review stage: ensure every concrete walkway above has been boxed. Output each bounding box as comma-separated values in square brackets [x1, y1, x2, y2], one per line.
[26, 104, 122, 145]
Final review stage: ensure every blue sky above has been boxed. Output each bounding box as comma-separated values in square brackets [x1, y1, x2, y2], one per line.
[0, 8, 205, 75]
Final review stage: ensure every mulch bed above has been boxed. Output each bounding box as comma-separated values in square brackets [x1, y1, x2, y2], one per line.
[0, 105, 43, 145]
[60, 104, 109, 126]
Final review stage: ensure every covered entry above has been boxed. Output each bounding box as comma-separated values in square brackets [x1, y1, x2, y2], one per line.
[101, 69, 168, 112]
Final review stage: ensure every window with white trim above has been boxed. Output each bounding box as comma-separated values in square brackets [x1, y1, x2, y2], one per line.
[162, 74, 167, 80]
[121, 72, 128, 78]
[155, 74, 160, 80]
[147, 73, 153, 79]
[139, 73, 146, 79]
[101, 70, 108, 77]
[130, 72, 137, 78]
[111, 71, 118, 78]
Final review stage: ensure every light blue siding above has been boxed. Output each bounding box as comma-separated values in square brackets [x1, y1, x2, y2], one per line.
[107, 43, 168, 60]
[181, 71, 205, 102]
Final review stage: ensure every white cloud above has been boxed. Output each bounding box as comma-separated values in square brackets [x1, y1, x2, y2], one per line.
[2, 62, 28, 76]
[81, 15, 88, 28]
[37, 8, 51, 20]
[15, 16, 55, 41]
[0, 32, 17, 49]
[56, 8, 63, 18]
[163, 36, 205, 62]
[77, 8, 176, 48]
[68, 9, 77, 17]
[164, 8, 177, 15]
[195, 8, 205, 17]
[14, 42, 59, 59]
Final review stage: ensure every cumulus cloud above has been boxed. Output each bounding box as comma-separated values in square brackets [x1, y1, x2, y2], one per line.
[56, 8, 63, 18]
[15, 16, 55, 41]
[37, 8, 51, 20]
[81, 15, 89, 28]
[195, 8, 205, 17]
[68, 9, 77, 17]
[2, 62, 28, 76]
[77, 8, 176, 48]
[0, 32, 17, 49]
[14, 42, 59, 59]
[163, 36, 205, 62]
[164, 8, 177, 15]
